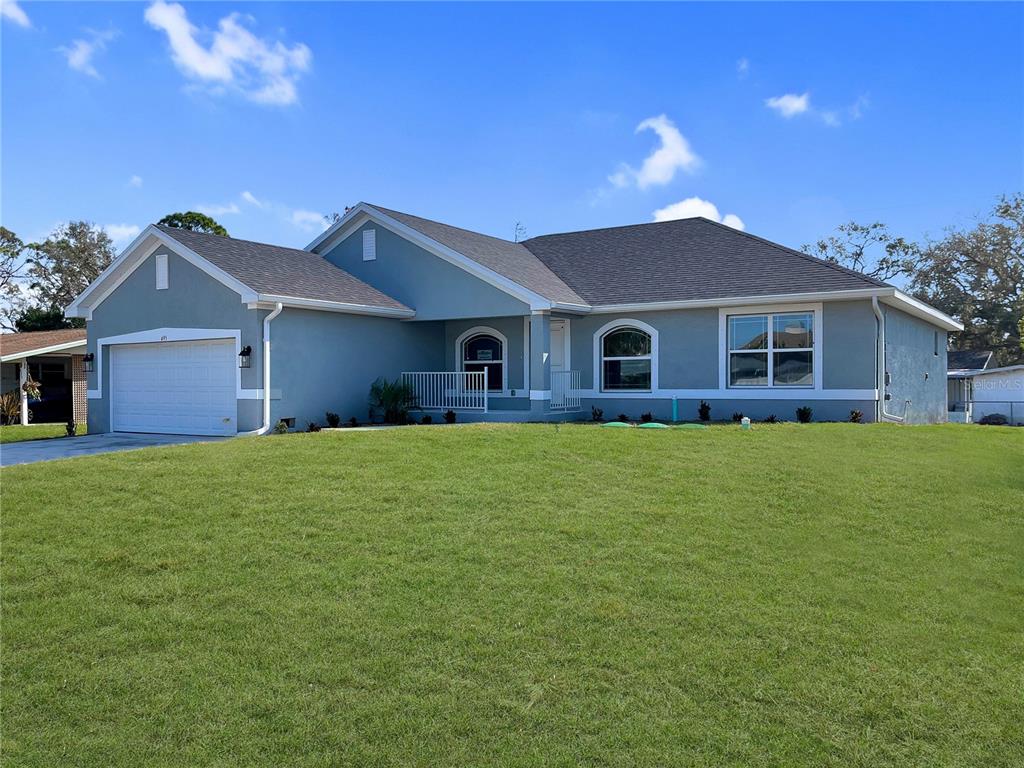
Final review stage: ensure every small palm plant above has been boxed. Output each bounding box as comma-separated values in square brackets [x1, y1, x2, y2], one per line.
[368, 376, 416, 424]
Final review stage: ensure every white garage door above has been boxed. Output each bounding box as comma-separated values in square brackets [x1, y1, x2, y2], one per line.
[111, 339, 237, 436]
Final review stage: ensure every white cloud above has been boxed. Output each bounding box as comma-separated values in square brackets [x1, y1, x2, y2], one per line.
[765, 92, 810, 118]
[736, 57, 749, 77]
[128, 175, 143, 188]
[241, 190, 266, 208]
[196, 201, 241, 216]
[59, 29, 118, 79]
[766, 91, 868, 127]
[609, 114, 700, 190]
[652, 197, 745, 230]
[1, 0, 30, 28]
[144, 0, 312, 106]
[290, 209, 327, 232]
[104, 224, 141, 249]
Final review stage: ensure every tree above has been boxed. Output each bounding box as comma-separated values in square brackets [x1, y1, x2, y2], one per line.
[24, 221, 115, 322]
[13, 306, 75, 332]
[158, 211, 228, 236]
[909, 195, 1023, 366]
[804, 221, 920, 282]
[1, 226, 28, 330]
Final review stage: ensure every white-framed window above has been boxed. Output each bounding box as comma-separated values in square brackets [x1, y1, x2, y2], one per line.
[362, 229, 376, 261]
[728, 311, 814, 387]
[461, 332, 505, 392]
[155, 253, 168, 290]
[600, 326, 653, 391]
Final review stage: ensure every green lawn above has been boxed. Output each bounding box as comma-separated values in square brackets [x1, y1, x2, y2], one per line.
[2, 424, 1021, 767]
[0, 422, 83, 443]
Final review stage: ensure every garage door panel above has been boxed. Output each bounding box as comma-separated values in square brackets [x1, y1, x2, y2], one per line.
[111, 340, 236, 436]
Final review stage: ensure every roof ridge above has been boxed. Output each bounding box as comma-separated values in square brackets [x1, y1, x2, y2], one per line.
[695, 217, 891, 288]
[523, 216, 708, 242]
[155, 224, 313, 257]
[366, 204, 522, 247]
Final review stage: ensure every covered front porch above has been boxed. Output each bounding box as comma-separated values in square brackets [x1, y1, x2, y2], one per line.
[0, 329, 89, 427]
[401, 312, 583, 421]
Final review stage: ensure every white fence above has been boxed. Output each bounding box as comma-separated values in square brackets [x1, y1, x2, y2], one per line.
[402, 371, 488, 412]
[551, 370, 582, 412]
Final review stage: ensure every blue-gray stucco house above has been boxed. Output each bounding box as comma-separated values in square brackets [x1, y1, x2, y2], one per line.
[65, 203, 962, 435]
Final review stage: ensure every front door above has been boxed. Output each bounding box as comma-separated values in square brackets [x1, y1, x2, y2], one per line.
[550, 320, 566, 374]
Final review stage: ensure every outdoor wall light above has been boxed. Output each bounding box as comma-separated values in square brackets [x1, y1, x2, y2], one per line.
[238, 345, 252, 369]
[82, 353, 95, 373]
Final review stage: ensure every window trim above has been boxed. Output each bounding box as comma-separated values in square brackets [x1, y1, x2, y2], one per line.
[718, 303, 822, 391]
[593, 318, 659, 393]
[455, 326, 509, 395]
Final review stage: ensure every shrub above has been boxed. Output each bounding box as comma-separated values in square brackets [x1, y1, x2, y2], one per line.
[65, 419, 76, 437]
[849, 409, 864, 424]
[0, 391, 23, 425]
[978, 413, 1009, 426]
[617, 413, 630, 423]
[368, 376, 415, 424]
[444, 409, 457, 424]
[796, 406, 813, 423]
[421, 414, 433, 425]
[272, 420, 289, 434]
[698, 400, 711, 421]
[325, 411, 341, 428]
[591, 406, 604, 422]
[731, 412, 744, 423]
[763, 414, 778, 424]
[347, 416, 358, 428]
[306, 421, 321, 433]
[640, 412, 653, 423]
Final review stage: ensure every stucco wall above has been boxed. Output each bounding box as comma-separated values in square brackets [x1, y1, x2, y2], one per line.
[559, 301, 878, 394]
[442, 316, 531, 410]
[85, 247, 264, 433]
[322, 222, 530, 320]
[270, 309, 444, 427]
[883, 306, 948, 424]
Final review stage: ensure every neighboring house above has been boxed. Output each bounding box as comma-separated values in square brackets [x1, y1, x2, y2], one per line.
[64, 203, 962, 436]
[0, 329, 88, 425]
[947, 350, 1023, 424]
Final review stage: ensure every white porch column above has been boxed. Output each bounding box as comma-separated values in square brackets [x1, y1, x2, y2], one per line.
[529, 310, 551, 414]
[18, 361, 29, 425]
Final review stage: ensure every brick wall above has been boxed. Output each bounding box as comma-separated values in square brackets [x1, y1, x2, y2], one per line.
[71, 354, 88, 425]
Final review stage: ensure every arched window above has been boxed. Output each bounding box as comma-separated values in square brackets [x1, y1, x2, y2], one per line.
[601, 326, 653, 391]
[461, 332, 505, 392]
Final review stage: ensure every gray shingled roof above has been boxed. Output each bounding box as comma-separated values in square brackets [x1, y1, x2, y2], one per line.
[156, 225, 410, 312]
[521, 217, 889, 305]
[947, 349, 993, 372]
[367, 205, 588, 306]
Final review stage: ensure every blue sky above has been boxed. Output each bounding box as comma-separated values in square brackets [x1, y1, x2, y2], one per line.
[2, 1, 1022, 256]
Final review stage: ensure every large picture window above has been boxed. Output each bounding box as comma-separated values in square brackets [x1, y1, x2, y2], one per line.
[462, 333, 504, 392]
[728, 311, 813, 387]
[601, 327, 652, 391]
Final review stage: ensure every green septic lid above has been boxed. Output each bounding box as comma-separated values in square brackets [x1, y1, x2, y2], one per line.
[675, 423, 708, 430]
[637, 422, 669, 429]
[602, 421, 633, 428]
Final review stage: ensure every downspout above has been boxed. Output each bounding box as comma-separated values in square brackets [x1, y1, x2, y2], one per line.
[250, 302, 283, 435]
[872, 296, 906, 423]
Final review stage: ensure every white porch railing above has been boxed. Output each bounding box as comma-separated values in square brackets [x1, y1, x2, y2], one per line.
[402, 371, 488, 412]
[551, 370, 582, 412]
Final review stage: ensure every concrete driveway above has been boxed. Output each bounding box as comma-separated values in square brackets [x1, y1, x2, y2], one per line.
[1, 433, 228, 467]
